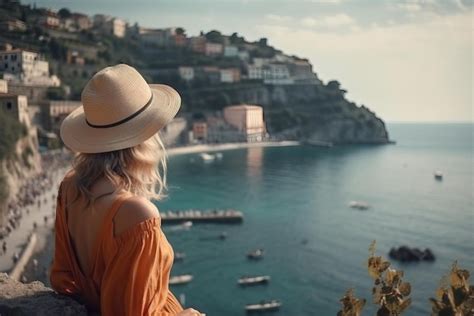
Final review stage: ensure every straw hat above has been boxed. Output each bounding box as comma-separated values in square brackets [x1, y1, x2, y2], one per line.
[60, 64, 181, 153]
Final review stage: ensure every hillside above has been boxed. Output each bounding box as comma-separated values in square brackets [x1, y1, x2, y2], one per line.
[0, 0, 390, 144]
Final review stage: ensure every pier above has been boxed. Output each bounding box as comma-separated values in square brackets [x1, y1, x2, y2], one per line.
[161, 209, 244, 224]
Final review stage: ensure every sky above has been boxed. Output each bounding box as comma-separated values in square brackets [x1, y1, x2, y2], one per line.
[24, 0, 473, 122]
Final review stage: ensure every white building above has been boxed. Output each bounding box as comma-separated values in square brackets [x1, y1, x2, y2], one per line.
[39, 10, 60, 28]
[139, 27, 177, 46]
[247, 65, 264, 80]
[247, 63, 293, 85]
[93, 15, 126, 38]
[178, 66, 195, 81]
[0, 49, 61, 87]
[238, 50, 249, 62]
[220, 68, 240, 83]
[0, 79, 7, 93]
[0, 93, 30, 126]
[205, 43, 223, 56]
[252, 57, 272, 67]
[224, 45, 239, 57]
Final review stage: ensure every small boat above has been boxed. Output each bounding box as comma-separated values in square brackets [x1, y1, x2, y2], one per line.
[169, 274, 193, 285]
[215, 152, 223, 159]
[181, 221, 193, 228]
[349, 201, 370, 210]
[434, 171, 443, 180]
[245, 300, 282, 312]
[199, 153, 215, 162]
[174, 252, 186, 262]
[238, 275, 271, 286]
[247, 248, 264, 260]
[219, 232, 228, 240]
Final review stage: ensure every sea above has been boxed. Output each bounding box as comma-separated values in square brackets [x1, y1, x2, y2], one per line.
[159, 123, 473, 316]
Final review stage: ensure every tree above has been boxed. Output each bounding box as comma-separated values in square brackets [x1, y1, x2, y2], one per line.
[327, 80, 341, 91]
[205, 30, 223, 43]
[258, 38, 268, 47]
[176, 27, 186, 36]
[58, 8, 71, 19]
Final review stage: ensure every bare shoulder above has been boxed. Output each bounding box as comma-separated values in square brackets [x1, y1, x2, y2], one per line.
[114, 196, 160, 235]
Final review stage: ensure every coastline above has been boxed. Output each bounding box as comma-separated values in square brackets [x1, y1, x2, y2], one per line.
[167, 140, 301, 157]
[14, 140, 300, 282]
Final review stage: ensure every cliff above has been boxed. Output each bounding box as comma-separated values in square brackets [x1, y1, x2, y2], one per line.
[0, 273, 87, 315]
[0, 110, 42, 225]
[175, 81, 389, 144]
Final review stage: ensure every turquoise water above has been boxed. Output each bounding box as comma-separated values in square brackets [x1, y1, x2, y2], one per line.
[158, 123, 473, 316]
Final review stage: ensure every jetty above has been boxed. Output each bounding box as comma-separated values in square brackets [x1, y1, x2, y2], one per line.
[161, 209, 244, 224]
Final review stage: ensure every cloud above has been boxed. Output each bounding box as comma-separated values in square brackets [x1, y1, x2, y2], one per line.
[264, 14, 293, 23]
[305, 0, 344, 3]
[397, 3, 422, 12]
[452, 0, 468, 11]
[301, 13, 355, 28]
[255, 12, 472, 122]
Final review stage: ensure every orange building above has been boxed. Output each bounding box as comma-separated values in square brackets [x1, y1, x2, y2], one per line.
[223, 105, 266, 142]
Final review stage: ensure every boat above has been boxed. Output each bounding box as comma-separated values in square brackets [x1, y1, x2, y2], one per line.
[199, 153, 215, 162]
[169, 274, 193, 285]
[215, 152, 223, 159]
[181, 221, 193, 228]
[434, 171, 443, 180]
[245, 300, 282, 312]
[349, 201, 370, 210]
[247, 248, 264, 260]
[238, 275, 271, 286]
[174, 252, 186, 262]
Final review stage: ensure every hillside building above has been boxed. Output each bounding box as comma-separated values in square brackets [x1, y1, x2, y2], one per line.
[205, 42, 223, 56]
[0, 49, 61, 87]
[220, 68, 241, 83]
[0, 93, 30, 126]
[223, 105, 266, 142]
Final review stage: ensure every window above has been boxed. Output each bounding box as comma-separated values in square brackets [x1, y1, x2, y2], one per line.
[7, 102, 12, 110]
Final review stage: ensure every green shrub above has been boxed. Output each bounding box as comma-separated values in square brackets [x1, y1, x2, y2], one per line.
[0, 108, 26, 161]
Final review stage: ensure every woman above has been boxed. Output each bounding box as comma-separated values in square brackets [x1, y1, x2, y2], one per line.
[50, 64, 202, 316]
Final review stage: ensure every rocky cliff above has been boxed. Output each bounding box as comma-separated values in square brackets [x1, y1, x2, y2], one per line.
[0, 114, 42, 226]
[176, 81, 389, 144]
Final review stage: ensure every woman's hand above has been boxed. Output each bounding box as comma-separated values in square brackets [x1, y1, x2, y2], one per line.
[177, 308, 205, 316]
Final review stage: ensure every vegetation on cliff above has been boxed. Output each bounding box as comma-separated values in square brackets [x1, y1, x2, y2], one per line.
[0, 108, 27, 203]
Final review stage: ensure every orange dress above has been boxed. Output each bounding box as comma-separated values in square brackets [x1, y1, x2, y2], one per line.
[50, 182, 183, 316]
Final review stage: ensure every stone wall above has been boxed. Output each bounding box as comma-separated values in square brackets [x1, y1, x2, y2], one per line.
[0, 273, 87, 316]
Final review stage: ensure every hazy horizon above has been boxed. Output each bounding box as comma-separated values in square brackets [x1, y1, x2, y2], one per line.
[23, 0, 473, 123]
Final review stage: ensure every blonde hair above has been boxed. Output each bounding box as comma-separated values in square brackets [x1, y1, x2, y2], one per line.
[71, 134, 167, 206]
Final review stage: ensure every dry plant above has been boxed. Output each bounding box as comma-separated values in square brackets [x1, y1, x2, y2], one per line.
[338, 242, 472, 316]
[337, 289, 366, 316]
[368, 241, 412, 316]
[429, 261, 474, 316]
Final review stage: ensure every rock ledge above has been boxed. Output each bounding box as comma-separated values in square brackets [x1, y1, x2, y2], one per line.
[0, 273, 87, 316]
